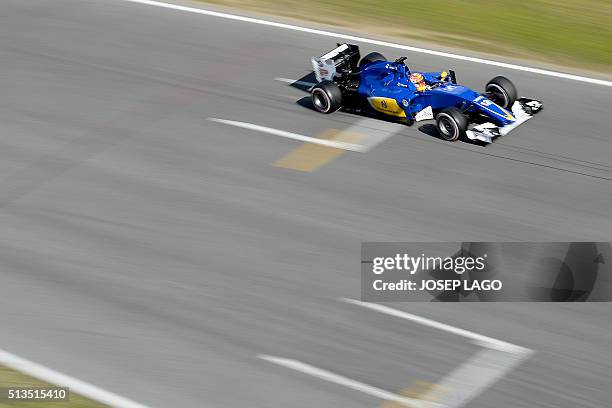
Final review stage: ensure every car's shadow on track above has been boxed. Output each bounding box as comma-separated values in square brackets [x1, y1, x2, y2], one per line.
[288, 72, 317, 92]
[287, 73, 486, 146]
[418, 123, 444, 138]
[296, 96, 315, 110]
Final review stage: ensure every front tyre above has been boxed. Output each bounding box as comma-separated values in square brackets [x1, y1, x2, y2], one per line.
[311, 81, 342, 114]
[435, 107, 467, 142]
[486, 76, 517, 109]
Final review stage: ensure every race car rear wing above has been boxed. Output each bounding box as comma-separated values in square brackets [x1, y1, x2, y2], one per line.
[311, 43, 360, 82]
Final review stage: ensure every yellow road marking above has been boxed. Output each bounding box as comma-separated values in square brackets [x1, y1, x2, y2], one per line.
[273, 129, 364, 172]
[273, 142, 344, 172]
[380, 381, 445, 408]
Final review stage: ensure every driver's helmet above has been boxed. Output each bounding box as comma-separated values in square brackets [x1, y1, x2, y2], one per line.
[409, 72, 426, 92]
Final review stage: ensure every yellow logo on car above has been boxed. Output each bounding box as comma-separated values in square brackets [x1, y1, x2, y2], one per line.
[367, 97, 406, 118]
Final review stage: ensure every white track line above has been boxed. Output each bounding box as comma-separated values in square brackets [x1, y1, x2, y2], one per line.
[343, 118, 401, 151]
[341, 298, 530, 354]
[0, 348, 152, 408]
[259, 354, 437, 408]
[122, 0, 611, 87]
[208, 118, 367, 152]
[275, 77, 315, 88]
[428, 348, 532, 408]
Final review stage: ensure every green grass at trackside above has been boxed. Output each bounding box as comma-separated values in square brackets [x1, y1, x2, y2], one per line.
[201, 0, 611, 74]
[0, 365, 107, 408]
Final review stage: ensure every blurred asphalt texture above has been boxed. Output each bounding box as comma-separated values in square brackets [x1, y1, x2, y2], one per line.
[0, 1, 611, 407]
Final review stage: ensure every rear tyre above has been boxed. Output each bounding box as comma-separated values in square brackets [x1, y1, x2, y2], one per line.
[435, 107, 467, 142]
[359, 52, 386, 68]
[311, 80, 342, 114]
[485, 76, 517, 109]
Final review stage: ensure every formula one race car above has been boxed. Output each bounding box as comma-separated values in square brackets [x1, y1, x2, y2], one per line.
[309, 44, 543, 143]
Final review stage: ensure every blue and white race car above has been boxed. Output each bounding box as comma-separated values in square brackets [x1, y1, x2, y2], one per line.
[309, 44, 543, 143]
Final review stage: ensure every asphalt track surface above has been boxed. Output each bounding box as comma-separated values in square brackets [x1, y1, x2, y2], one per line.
[0, 1, 611, 407]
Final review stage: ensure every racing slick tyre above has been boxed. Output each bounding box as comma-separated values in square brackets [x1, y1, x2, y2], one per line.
[435, 107, 467, 142]
[486, 76, 517, 110]
[359, 52, 386, 68]
[311, 80, 342, 114]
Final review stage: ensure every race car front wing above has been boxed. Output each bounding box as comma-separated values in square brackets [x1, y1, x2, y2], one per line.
[466, 98, 543, 143]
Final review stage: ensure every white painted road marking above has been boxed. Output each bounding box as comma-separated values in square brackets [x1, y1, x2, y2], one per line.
[342, 299, 534, 408]
[346, 118, 403, 151]
[258, 354, 437, 408]
[427, 348, 532, 408]
[209, 118, 367, 152]
[210, 117, 400, 153]
[122, 0, 612, 87]
[0, 347, 152, 408]
[259, 301, 534, 408]
[341, 298, 529, 354]
[275, 77, 315, 88]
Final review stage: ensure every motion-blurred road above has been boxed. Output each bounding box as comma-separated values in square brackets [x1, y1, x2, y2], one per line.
[0, 0, 611, 407]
